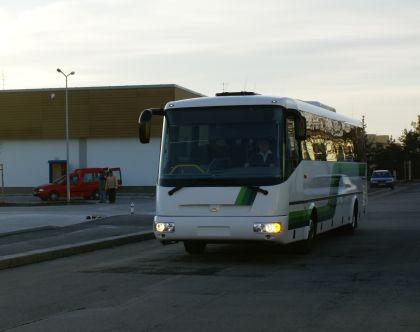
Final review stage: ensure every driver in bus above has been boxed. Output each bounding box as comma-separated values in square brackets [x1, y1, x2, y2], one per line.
[247, 139, 276, 167]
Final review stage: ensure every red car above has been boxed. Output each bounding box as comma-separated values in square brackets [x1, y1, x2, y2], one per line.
[33, 167, 122, 201]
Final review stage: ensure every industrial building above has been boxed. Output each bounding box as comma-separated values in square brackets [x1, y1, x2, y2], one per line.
[0, 84, 203, 192]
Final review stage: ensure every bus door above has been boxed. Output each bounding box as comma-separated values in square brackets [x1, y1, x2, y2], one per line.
[285, 117, 300, 178]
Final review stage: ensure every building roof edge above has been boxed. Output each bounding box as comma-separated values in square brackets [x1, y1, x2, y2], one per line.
[0, 84, 205, 96]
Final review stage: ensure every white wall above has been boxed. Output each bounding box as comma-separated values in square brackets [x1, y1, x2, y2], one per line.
[86, 138, 161, 186]
[0, 139, 80, 187]
[0, 138, 160, 187]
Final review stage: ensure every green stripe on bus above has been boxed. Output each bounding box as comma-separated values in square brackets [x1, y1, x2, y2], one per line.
[333, 162, 366, 177]
[288, 209, 311, 230]
[235, 187, 257, 206]
[323, 162, 366, 221]
[317, 203, 336, 221]
[288, 201, 337, 230]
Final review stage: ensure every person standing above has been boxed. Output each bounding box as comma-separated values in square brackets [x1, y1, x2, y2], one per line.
[98, 171, 107, 203]
[105, 170, 119, 203]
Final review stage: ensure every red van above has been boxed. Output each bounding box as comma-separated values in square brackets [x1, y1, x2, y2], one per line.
[33, 167, 122, 201]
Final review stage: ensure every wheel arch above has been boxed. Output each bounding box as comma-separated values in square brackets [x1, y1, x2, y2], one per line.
[307, 202, 318, 223]
[307, 202, 318, 235]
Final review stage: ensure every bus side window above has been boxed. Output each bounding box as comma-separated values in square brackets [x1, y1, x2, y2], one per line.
[286, 117, 300, 177]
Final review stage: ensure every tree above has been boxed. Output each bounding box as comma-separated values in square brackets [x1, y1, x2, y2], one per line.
[370, 141, 404, 178]
[399, 116, 420, 180]
[362, 115, 375, 171]
[363, 115, 420, 180]
[400, 129, 420, 156]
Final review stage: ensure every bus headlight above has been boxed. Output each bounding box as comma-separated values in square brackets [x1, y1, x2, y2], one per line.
[154, 222, 175, 233]
[253, 222, 282, 234]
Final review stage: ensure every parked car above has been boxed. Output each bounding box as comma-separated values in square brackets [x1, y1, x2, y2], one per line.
[33, 167, 122, 201]
[370, 170, 394, 189]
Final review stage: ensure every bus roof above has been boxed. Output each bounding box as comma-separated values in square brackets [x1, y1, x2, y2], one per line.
[164, 94, 362, 128]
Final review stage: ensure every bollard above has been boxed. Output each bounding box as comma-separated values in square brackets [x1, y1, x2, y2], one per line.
[130, 202, 135, 214]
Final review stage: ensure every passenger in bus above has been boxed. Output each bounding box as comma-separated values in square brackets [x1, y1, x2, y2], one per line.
[226, 139, 246, 167]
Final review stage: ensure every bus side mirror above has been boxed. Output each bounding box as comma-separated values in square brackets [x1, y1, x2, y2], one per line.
[138, 109, 153, 143]
[295, 115, 307, 140]
[138, 108, 165, 144]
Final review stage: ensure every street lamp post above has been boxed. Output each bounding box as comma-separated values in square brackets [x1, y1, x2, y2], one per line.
[57, 68, 75, 203]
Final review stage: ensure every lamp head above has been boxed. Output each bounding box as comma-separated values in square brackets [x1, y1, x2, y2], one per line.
[70, 71, 75, 75]
[57, 68, 62, 73]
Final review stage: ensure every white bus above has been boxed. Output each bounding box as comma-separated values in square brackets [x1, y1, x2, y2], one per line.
[138, 92, 367, 254]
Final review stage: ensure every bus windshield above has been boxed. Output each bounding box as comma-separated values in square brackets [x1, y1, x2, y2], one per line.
[158, 105, 283, 187]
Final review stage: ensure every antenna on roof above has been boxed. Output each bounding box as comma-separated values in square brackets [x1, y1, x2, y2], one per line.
[221, 82, 228, 92]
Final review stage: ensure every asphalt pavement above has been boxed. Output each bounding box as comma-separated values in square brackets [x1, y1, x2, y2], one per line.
[0, 193, 155, 233]
[0, 193, 155, 269]
[0, 184, 407, 270]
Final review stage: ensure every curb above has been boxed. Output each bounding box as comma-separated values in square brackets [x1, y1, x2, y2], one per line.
[0, 201, 95, 207]
[0, 226, 59, 239]
[0, 231, 154, 271]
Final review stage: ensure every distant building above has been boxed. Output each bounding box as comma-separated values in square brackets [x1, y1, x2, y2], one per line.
[367, 134, 390, 149]
[0, 84, 203, 192]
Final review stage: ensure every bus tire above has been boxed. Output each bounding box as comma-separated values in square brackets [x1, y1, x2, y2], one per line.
[344, 204, 358, 235]
[296, 214, 317, 255]
[184, 241, 206, 254]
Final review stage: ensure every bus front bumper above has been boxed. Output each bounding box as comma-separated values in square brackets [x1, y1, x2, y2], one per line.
[153, 215, 289, 244]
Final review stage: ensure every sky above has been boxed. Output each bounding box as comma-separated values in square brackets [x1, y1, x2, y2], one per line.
[1, 0, 420, 140]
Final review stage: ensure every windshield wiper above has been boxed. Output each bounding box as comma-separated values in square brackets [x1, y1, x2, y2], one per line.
[168, 179, 206, 196]
[168, 181, 269, 196]
[226, 179, 269, 196]
[247, 186, 269, 196]
[168, 186, 184, 196]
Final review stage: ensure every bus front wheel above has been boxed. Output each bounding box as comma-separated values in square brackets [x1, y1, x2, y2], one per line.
[344, 205, 358, 235]
[296, 218, 316, 255]
[184, 241, 206, 254]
